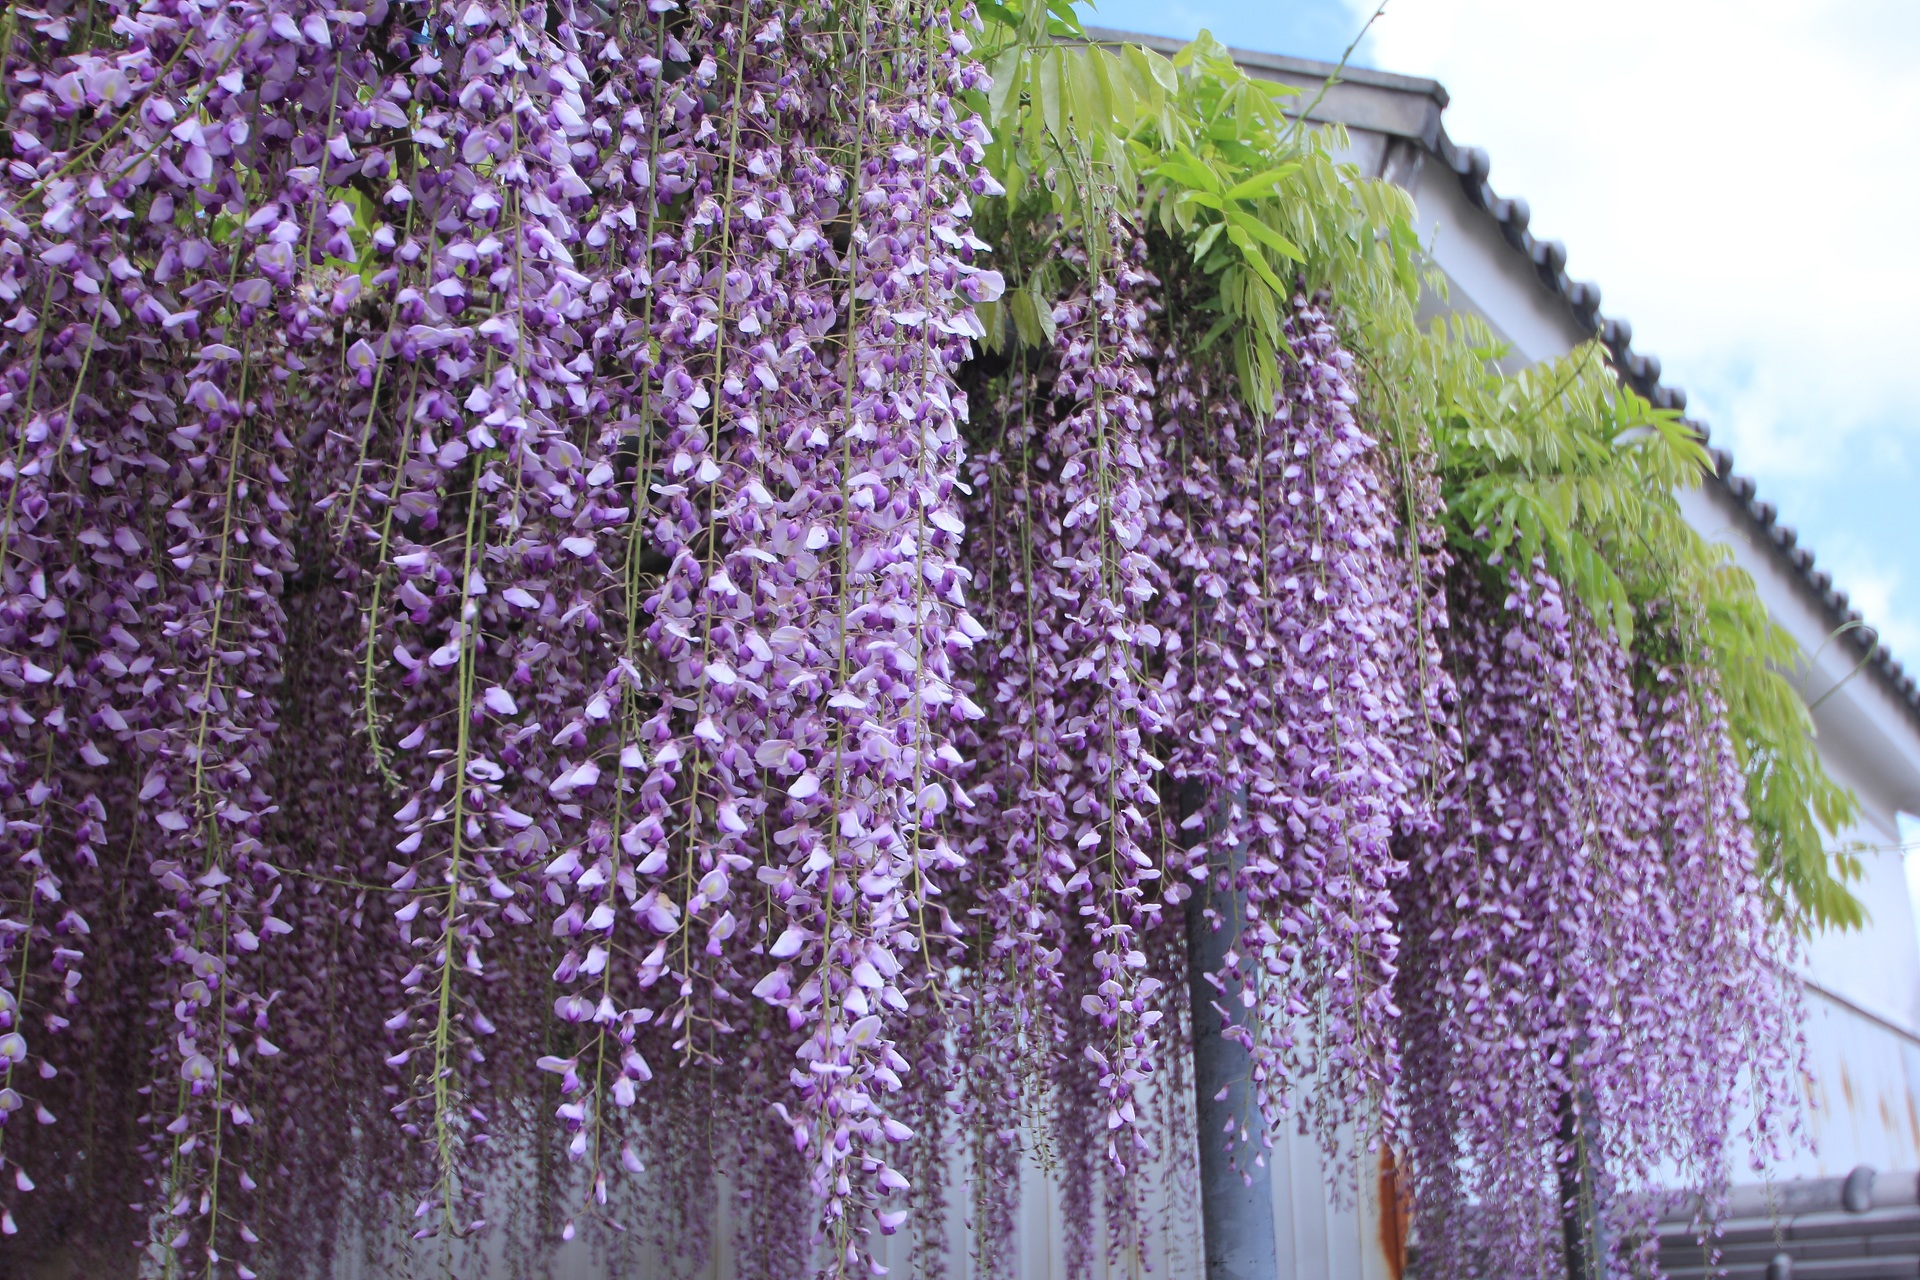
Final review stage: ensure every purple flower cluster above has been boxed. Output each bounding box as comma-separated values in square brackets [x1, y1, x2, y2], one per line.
[1396, 567, 1798, 1279]
[1154, 298, 1448, 1157]
[950, 219, 1177, 1274]
[0, 1, 1804, 1275]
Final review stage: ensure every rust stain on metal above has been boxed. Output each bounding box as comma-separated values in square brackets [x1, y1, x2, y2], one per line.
[1378, 1145, 1411, 1280]
[1802, 1068, 1826, 1118]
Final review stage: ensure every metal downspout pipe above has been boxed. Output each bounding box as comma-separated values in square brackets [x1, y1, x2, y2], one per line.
[1183, 783, 1279, 1280]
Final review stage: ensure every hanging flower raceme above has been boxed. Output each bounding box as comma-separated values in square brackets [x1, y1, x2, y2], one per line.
[949, 216, 1176, 1274]
[1396, 566, 1799, 1280]
[749, 5, 988, 1262]
[0, 0, 364, 1264]
[1156, 293, 1447, 1160]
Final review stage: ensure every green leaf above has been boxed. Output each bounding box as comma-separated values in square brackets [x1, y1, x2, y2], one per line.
[987, 46, 1025, 126]
[1222, 163, 1300, 202]
[1190, 219, 1224, 260]
[1008, 289, 1042, 347]
[1203, 119, 1243, 145]
[1027, 269, 1057, 343]
[1126, 43, 1178, 94]
[1225, 224, 1287, 295]
[1037, 48, 1065, 141]
[975, 1, 1022, 31]
[976, 296, 1006, 353]
[1066, 48, 1106, 134]
[1153, 147, 1223, 195]
[1091, 47, 1133, 130]
[1224, 209, 1302, 261]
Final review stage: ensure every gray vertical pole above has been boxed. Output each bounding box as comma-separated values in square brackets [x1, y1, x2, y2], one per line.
[1556, 1083, 1607, 1280]
[1183, 785, 1279, 1280]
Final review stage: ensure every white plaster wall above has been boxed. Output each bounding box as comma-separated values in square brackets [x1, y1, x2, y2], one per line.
[1725, 985, 1920, 1182]
[1403, 150, 1593, 365]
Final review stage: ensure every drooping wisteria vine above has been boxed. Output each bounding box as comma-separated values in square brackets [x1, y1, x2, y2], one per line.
[1155, 295, 1450, 1158]
[0, 0, 1832, 1277]
[1396, 568, 1798, 1280]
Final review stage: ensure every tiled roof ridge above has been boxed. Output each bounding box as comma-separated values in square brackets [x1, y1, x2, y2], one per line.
[1428, 131, 1920, 726]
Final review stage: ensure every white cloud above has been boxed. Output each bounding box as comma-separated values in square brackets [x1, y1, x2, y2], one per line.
[1364, 0, 1920, 659]
[1367, 0, 1920, 439]
[1818, 542, 1920, 660]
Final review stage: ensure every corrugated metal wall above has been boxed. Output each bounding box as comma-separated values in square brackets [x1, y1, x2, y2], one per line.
[1743, 984, 1920, 1180]
[405, 1099, 1412, 1279]
[341, 985, 1920, 1280]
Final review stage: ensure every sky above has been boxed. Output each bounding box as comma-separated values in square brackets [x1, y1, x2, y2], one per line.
[1079, 0, 1920, 665]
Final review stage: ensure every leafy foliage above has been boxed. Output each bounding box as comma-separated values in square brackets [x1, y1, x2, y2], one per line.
[1421, 332, 1862, 929]
[968, 2, 1859, 930]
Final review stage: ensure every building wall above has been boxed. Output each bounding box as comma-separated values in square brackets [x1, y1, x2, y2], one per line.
[1774, 986, 1920, 1179]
